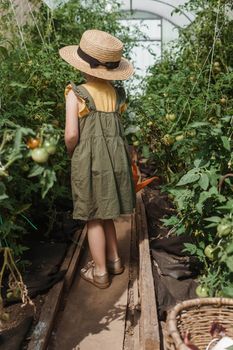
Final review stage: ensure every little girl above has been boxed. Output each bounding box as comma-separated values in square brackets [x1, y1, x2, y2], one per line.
[59, 29, 136, 289]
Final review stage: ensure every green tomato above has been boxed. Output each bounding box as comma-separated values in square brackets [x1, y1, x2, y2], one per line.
[195, 285, 209, 298]
[165, 114, 176, 122]
[167, 194, 174, 200]
[220, 97, 227, 105]
[213, 61, 220, 68]
[175, 134, 184, 142]
[162, 134, 174, 146]
[12, 287, 21, 299]
[217, 223, 232, 237]
[147, 121, 153, 126]
[215, 290, 223, 297]
[131, 135, 137, 141]
[43, 140, 57, 155]
[31, 148, 49, 163]
[21, 164, 30, 172]
[6, 292, 13, 300]
[168, 114, 176, 122]
[187, 130, 196, 137]
[133, 140, 140, 147]
[1, 312, 10, 322]
[204, 245, 215, 260]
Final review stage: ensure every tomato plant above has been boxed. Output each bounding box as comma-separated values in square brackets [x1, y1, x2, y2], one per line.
[130, 0, 233, 297]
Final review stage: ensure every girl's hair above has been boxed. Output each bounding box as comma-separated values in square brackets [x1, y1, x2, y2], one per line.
[82, 72, 107, 82]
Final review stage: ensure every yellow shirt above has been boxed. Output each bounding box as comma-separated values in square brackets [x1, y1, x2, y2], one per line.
[65, 80, 127, 117]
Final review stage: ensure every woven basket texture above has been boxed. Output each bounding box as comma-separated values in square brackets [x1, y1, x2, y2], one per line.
[165, 298, 233, 350]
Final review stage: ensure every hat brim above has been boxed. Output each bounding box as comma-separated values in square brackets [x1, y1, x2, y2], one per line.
[59, 45, 134, 81]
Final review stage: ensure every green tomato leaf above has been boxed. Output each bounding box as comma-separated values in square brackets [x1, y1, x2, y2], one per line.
[194, 159, 201, 168]
[169, 188, 193, 211]
[175, 225, 186, 235]
[41, 169, 57, 198]
[183, 243, 197, 255]
[28, 164, 44, 178]
[9, 81, 28, 89]
[161, 215, 179, 226]
[13, 128, 22, 153]
[218, 199, 233, 210]
[226, 243, 233, 255]
[0, 193, 8, 201]
[196, 191, 212, 214]
[216, 104, 221, 117]
[177, 173, 200, 186]
[222, 285, 233, 298]
[142, 145, 150, 158]
[124, 125, 140, 135]
[204, 216, 222, 223]
[0, 46, 8, 58]
[225, 256, 233, 272]
[198, 173, 209, 190]
[221, 136, 231, 151]
[189, 122, 209, 128]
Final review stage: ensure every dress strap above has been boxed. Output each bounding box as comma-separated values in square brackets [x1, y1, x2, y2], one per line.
[70, 81, 96, 111]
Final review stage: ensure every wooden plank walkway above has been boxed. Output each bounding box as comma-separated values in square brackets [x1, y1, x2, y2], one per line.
[29, 193, 160, 350]
[137, 193, 160, 350]
[48, 215, 133, 350]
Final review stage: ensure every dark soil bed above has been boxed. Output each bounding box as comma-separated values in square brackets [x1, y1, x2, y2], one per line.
[140, 164, 199, 325]
[0, 207, 84, 350]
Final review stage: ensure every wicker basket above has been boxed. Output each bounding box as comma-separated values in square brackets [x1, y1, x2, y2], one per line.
[165, 297, 233, 350]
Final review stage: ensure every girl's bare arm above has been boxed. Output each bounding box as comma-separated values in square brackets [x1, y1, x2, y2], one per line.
[65, 90, 79, 158]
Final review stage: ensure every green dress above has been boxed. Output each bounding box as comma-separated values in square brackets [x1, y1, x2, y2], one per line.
[70, 82, 136, 221]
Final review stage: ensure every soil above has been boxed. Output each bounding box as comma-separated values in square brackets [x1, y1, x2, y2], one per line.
[0, 296, 42, 332]
[0, 207, 84, 350]
[140, 163, 198, 324]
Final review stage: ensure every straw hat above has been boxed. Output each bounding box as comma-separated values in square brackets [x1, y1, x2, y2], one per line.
[59, 29, 134, 80]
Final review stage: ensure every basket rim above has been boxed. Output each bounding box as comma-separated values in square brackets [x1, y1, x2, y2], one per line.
[167, 297, 233, 350]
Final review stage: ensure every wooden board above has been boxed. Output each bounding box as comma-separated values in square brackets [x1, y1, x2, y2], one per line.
[131, 211, 140, 350]
[136, 192, 160, 350]
[65, 225, 87, 291]
[27, 281, 64, 350]
[123, 212, 140, 350]
[27, 226, 87, 350]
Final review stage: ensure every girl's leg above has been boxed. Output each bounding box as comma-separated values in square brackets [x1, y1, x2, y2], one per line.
[87, 218, 107, 275]
[103, 219, 120, 261]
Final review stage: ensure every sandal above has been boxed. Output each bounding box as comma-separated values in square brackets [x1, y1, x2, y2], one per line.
[80, 261, 110, 289]
[107, 257, 124, 275]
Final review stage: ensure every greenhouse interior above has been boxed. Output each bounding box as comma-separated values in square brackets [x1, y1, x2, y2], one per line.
[0, 1, 233, 349]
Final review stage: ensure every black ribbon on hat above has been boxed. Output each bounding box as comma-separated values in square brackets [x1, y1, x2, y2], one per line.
[77, 47, 120, 70]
